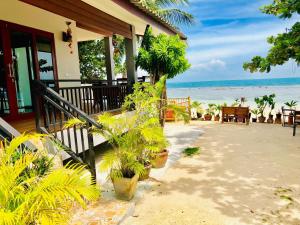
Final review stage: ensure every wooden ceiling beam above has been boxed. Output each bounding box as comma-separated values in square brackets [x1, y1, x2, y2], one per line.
[20, 0, 132, 38]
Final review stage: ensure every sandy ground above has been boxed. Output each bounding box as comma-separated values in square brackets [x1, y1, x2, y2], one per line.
[123, 122, 300, 225]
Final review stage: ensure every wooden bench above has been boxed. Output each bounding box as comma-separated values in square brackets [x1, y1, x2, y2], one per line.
[222, 106, 250, 125]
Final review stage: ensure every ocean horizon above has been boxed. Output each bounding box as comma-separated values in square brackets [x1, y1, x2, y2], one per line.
[167, 77, 300, 110]
[167, 77, 300, 89]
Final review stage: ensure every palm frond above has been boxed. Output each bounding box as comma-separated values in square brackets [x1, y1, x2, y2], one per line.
[157, 8, 195, 26]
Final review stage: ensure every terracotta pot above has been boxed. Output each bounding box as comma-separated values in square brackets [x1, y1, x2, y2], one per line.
[267, 115, 274, 124]
[204, 114, 212, 121]
[111, 173, 139, 201]
[138, 164, 152, 181]
[258, 116, 266, 123]
[151, 149, 169, 168]
[214, 115, 220, 121]
[252, 118, 257, 123]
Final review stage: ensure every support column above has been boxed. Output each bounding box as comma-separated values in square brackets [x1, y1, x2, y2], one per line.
[104, 36, 115, 84]
[125, 26, 138, 86]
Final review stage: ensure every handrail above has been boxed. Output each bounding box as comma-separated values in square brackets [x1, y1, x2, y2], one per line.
[0, 117, 36, 151]
[34, 80, 102, 129]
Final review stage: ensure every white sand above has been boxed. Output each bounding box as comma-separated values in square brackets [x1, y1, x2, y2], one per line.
[123, 122, 300, 225]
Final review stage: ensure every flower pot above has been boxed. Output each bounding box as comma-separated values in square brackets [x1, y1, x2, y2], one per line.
[204, 114, 212, 121]
[275, 113, 282, 124]
[196, 112, 202, 119]
[111, 173, 139, 201]
[258, 116, 266, 123]
[138, 164, 152, 181]
[151, 149, 168, 168]
[252, 118, 257, 123]
[267, 115, 274, 124]
[214, 115, 220, 121]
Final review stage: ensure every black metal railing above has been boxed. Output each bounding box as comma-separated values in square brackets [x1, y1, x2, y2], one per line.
[32, 80, 102, 179]
[41, 79, 130, 115]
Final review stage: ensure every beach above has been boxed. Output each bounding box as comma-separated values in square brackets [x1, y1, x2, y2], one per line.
[123, 121, 300, 225]
[167, 85, 300, 115]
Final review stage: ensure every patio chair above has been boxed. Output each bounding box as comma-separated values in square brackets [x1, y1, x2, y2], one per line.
[222, 107, 236, 122]
[235, 107, 250, 125]
[293, 111, 300, 136]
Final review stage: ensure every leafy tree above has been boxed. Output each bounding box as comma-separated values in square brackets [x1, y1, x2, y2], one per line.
[0, 134, 99, 225]
[244, 0, 300, 73]
[136, 27, 190, 125]
[139, 0, 195, 26]
[78, 36, 126, 81]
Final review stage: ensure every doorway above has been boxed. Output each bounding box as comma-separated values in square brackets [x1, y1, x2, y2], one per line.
[0, 21, 57, 122]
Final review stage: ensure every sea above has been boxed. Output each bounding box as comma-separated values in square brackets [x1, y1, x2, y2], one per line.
[167, 77, 300, 110]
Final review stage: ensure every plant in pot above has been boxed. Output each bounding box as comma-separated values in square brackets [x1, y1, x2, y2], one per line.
[95, 112, 168, 200]
[284, 100, 297, 125]
[213, 104, 222, 121]
[254, 94, 275, 123]
[267, 97, 276, 124]
[251, 109, 259, 122]
[191, 101, 204, 119]
[204, 104, 214, 121]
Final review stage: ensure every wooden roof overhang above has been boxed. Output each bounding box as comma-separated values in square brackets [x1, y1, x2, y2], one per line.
[20, 0, 133, 39]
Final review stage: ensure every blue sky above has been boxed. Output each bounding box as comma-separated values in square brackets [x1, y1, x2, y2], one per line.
[170, 0, 300, 82]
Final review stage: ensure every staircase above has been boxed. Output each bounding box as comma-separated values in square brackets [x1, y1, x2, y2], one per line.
[32, 80, 105, 179]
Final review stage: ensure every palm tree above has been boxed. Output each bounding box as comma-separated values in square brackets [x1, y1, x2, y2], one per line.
[0, 134, 99, 225]
[138, 0, 195, 27]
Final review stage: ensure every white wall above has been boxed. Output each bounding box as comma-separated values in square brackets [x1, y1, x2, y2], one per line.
[0, 0, 81, 80]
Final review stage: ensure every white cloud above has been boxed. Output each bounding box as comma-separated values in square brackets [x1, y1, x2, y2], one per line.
[192, 59, 226, 70]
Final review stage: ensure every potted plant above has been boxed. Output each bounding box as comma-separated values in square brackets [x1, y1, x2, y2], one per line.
[254, 94, 275, 123]
[122, 78, 169, 175]
[267, 97, 276, 124]
[204, 104, 214, 121]
[284, 100, 297, 125]
[251, 109, 259, 122]
[191, 101, 204, 119]
[213, 104, 222, 121]
[275, 110, 282, 124]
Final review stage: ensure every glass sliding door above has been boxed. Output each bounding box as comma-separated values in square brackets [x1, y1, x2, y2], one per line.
[0, 20, 57, 121]
[10, 30, 35, 114]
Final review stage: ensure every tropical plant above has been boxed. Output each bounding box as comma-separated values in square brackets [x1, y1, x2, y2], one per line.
[191, 101, 204, 114]
[0, 134, 99, 225]
[251, 109, 259, 119]
[231, 98, 240, 107]
[285, 100, 297, 109]
[206, 104, 215, 116]
[254, 94, 276, 117]
[243, 0, 300, 73]
[138, 0, 195, 27]
[136, 27, 190, 125]
[213, 104, 222, 116]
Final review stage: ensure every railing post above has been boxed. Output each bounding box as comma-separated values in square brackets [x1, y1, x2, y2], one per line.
[104, 36, 115, 85]
[125, 25, 138, 88]
[87, 122, 96, 181]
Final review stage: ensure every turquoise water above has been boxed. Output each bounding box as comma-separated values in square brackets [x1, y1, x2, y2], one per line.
[167, 77, 300, 89]
[167, 77, 300, 109]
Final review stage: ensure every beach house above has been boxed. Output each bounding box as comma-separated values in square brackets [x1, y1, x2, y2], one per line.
[0, 0, 186, 178]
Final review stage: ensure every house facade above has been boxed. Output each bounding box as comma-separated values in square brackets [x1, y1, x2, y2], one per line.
[0, 0, 185, 178]
[0, 0, 185, 123]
